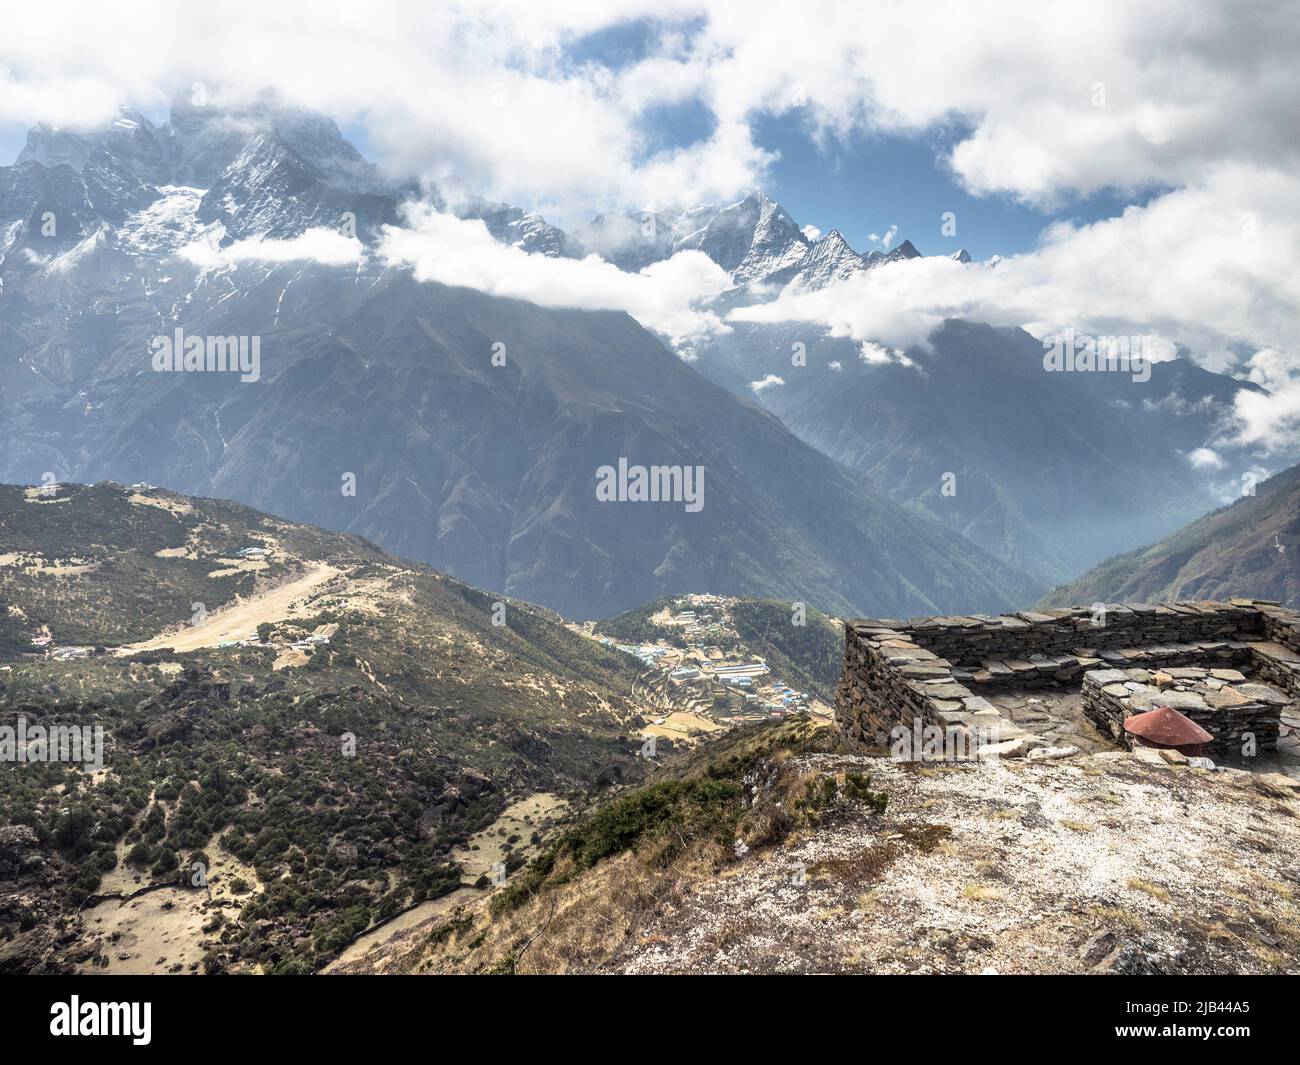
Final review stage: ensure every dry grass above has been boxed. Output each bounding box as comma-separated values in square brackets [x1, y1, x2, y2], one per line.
[1127, 877, 1170, 901]
[403, 839, 732, 974]
[1088, 904, 1145, 933]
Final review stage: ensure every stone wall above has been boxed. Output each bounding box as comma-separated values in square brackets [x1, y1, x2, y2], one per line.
[901, 602, 1262, 668]
[836, 599, 1300, 753]
[835, 621, 973, 749]
[1258, 603, 1300, 656]
[1082, 665, 1284, 759]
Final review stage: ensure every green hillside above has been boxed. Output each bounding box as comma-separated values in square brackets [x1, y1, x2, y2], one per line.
[0, 482, 647, 975]
[1038, 464, 1300, 609]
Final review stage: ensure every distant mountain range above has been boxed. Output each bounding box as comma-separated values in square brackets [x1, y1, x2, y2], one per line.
[0, 93, 1038, 619]
[450, 152, 1269, 590]
[434, 150, 1272, 590]
[570, 195, 922, 289]
[1039, 462, 1300, 609]
[692, 319, 1266, 585]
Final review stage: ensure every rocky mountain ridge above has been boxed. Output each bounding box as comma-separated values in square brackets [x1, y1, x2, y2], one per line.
[0, 96, 1040, 621]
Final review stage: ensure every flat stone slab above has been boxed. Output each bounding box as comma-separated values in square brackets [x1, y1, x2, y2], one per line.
[1250, 641, 1300, 663]
[1128, 689, 1207, 712]
[922, 682, 972, 700]
[898, 664, 951, 678]
[1131, 746, 1179, 769]
[1234, 683, 1290, 705]
[1204, 688, 1254, 708]
[1003, 660, 1039, 673]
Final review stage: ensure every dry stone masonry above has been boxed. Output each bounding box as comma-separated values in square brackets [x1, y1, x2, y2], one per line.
[1081, 666, 1284, 759]
[836, 599, 1300, 761]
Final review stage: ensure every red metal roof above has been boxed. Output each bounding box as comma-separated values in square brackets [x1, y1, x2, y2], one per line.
[1123, 706, 1214, 746]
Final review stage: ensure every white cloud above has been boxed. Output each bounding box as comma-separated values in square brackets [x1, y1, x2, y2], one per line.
[867, 225, 897, 249]
[858, 342, 901, 365]
[1188, 447, 1224, 469]
[801, 224, 822, 241]
[1229, 370, 1300, 454]
[690, 0, 1300, 208]
[178, 227, 364, 269]
[2, 1, 1295, 215]
[749, 373, 785, 393]
[731, 165, 1300, 373]
[376, 204, 732, 350]
[4, 1, 1298, 446]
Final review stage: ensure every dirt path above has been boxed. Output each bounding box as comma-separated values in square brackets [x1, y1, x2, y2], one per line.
[114, 563, 341, 654]
[323, 888, 481, 973]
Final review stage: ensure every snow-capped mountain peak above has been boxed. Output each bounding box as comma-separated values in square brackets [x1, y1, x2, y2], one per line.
[773, 228, 869, 290]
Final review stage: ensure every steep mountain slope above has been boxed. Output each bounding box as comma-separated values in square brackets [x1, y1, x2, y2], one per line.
[0, 480, 650, 974]
[570, 192, 1262, 588]
[334, 716, 1300, 975]
[0, 101, 1040, 620]
[1039, 463, 1300, 609]
[693, 318, 1263, 585]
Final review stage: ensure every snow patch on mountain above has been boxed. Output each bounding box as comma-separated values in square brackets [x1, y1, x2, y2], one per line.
[118, 186, 207, 256]
[42, 228, 108, 275]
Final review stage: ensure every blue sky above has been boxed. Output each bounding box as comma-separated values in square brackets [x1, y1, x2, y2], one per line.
[769, 124, 1169, 262]
[748, 113, 1097, 262]
[561, 17, 1153, 260]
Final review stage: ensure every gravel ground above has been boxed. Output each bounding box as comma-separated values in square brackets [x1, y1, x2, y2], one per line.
[611, 751, 1300, 974]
